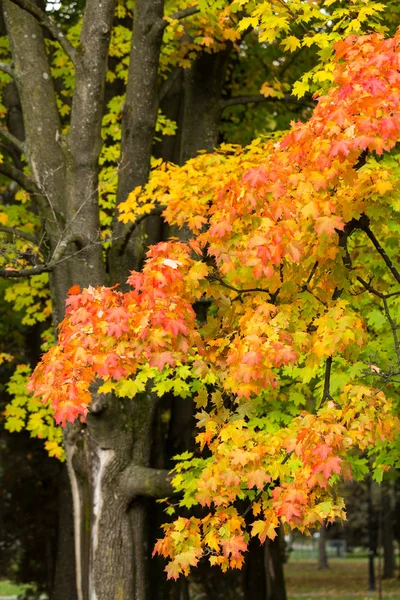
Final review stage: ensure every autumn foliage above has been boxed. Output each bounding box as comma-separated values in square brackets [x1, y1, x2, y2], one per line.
[29, 30, 400, 578]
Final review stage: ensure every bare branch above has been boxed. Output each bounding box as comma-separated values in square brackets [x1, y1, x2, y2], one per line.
[0, 225, 36, 243]
[357, 276, 400, 365]
[321, 356, 334, 404]
[358, 215, 400, 285]
[221, 94, 312, 109]
[0, 234, 113, 280]
[116, 205, 165, 258]
[8, 0, 80, 67]
[155, 5, 200, 33]
[0, 161, 40, 195]
[212, 276, 270, 296]
[0, 264, 51, 278]
[0, 61, 17, 81]
[0, 126, 25, 153]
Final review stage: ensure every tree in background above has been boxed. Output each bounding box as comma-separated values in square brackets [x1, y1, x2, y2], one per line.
[1, 1, 400, 599]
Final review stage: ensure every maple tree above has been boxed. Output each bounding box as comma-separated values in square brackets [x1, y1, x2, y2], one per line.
[1, 0, 400, 598]
[30, 27, 400, 580]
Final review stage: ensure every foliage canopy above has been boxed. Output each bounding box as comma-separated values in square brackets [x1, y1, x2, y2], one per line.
[27, 25, 400, 578]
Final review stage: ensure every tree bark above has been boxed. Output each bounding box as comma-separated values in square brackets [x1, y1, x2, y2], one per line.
[382, 484, 396, 579]
[317, 522, 329, 570]
[179, 46, 231, 164]
[52, 466, 78, 600]
[265, 533, 287, 600]
[110, 0, 165, 282]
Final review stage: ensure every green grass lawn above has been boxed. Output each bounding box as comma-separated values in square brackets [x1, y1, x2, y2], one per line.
[0, 580, 25, 596]
[285, 558, 400, 600]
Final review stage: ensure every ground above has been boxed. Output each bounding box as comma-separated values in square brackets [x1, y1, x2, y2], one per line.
[1, 557, 399, 599]
[285, 558, 400, 599]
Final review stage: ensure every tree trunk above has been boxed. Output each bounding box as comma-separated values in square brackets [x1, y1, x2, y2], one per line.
[244, 537, 267, 600]
[180, 46, 231, 164]
[382, 485, 396, 579]
[265, 533, 287, 600]
[317, 522, 329, 570]
[52, 466, 78, 600]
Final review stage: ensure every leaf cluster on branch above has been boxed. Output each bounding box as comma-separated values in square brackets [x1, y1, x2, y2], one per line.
[27, 28, 400, 578]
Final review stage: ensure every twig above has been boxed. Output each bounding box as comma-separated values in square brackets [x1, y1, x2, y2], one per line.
[358, 216, 400, 286]
[0, 61, 17, 81]
[321, 356, 334, 404]
[154, 5, 200, 34]
[0, 126, 25, 153]
[0, 264, 51, 278]
[306, 261, 318, 285]
[0, 235, 114, 279]
[221, 94, 312, 110]
[275, 0, 308, 32]
[8, 0, 80, 67]
[0, 225, 37, 243]
[213, 276, 270, 296]
[0, 161, 40, 195]
[357, 276, 400, 366]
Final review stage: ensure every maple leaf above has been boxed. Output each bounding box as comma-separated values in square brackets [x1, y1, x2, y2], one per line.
[312, 456, 342, 481]
[221, 535, 247, 558]
[67, 284, 81, 295]
[314, 215, 345, 237]
[246, 469, 270, 489]
[150, 351, 177, 371]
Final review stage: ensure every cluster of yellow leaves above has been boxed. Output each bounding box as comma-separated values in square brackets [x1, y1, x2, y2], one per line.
[156, 386, 396, 577]
[4, 364, 64, 461]
[161, 1, 240, 73]
[235, 0, 387, 97]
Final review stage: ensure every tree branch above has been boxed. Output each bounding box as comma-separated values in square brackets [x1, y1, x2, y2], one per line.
[0, 125, 25, 153]
[0, 233, 110, 279]
[120, 465, 173, 501]
[0, 61, 17, 81]
[0, 264, 51, 278]
[159, 67, 181, 102]
[0, 161, 40, 195]
[212, 276, 270, 296]
[221, 94, 312, 110]
[358, 217, 400, 286]
[155, 5, 200, 33]
[357, 276, 400, 365]
[321, 356, 334, 404]
[8, 0, 80, 67]
[0, 225, 36, 243]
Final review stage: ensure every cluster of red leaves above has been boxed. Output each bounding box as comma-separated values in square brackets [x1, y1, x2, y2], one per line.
[28, 242, 206, 424]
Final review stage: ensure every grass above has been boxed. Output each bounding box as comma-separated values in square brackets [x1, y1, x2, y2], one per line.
[285, 558, 400, 600]
[0, 580, 25, 596]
